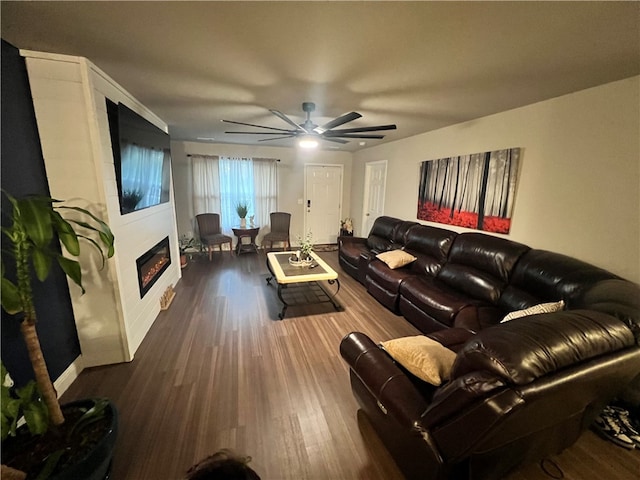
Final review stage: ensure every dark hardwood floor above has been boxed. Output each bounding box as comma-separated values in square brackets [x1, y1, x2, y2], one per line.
[60, 250, 640, 479]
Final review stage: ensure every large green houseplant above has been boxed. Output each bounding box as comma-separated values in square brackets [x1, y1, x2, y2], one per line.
[1, 192, 116, 479]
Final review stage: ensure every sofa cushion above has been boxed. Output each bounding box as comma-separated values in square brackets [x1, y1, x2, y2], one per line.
[436, 233, 530, 305]
[506, 249, 618, 308]
[365, 216, 403, 252]
[451, 310, 635, 385]
[367, 259, 416, 292]
[400, 276, 488, 327]
[391, 220, 419, 246]
[376, 250, 417, 269]
[445, 233, 530, 282]
[404, 224, 458, 276]
[339, 239, 370, 266]
[380, 335, 457, 385]
[501, 300, 565, 323]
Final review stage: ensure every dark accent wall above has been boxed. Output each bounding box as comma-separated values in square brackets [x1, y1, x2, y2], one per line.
[1, 39, 81, 386]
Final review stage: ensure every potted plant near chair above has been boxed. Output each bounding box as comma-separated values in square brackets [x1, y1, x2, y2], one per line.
[179, 235, 199, 268]
[236, 202, 248, 228]
[1, 192, 117, 480]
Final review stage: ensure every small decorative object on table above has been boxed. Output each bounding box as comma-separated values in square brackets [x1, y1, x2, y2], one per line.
[340, 217, 354, 236]
[289, 232, 314, 267]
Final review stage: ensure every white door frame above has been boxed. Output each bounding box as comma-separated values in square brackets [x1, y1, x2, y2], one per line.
[304, 163, 344, 244]
[361, 160, 387, 236]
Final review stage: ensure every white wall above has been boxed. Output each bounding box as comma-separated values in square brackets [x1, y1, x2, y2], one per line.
[23, 50, 182, 366]
[352, 76, 640, 284]
[170, 141, 352, 246]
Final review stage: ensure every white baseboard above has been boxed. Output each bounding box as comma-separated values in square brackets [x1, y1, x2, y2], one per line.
[54, 355, 84, 398]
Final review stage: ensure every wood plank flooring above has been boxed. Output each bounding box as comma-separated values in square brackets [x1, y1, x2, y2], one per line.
[60, 251, 640, 479]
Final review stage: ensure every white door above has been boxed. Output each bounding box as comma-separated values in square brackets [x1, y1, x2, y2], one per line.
[305, 165, 343, 244]
[362, 160, 387, 236]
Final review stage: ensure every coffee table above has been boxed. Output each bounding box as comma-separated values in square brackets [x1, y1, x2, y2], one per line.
[266, 251, 341, 319]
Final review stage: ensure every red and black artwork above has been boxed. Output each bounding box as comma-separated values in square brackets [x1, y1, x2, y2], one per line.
[417, 148, 522, 233]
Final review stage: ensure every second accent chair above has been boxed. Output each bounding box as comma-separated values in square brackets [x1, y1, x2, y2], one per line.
[196, 213, 233, 260]
[262, 212, 291, 252]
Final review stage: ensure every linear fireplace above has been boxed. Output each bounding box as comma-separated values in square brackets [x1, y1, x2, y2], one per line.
[136, 237, 171, 298]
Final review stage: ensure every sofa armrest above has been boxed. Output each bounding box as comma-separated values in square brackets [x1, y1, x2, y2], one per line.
[340, 332, 432, 429]
[338, 235, 367, 248]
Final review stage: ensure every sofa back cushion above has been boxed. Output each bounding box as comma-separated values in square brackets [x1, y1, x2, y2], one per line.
[391, 221, 419, 246]
[451, 310, 635, 385]
[578, 279, 640, 329]
[366, 216, 403, 252]
[500, 249, 619, 311]
[404, 224, 458, 276]
[437, 233, 530, 304]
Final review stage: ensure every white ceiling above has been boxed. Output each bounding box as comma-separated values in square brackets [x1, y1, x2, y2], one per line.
[2, 1, 639, 152]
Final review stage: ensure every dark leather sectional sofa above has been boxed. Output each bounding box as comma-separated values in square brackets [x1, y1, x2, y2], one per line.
[338, 216, 640, 479]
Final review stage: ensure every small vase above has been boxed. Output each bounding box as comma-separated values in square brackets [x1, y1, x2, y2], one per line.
[240, 218, 246, 228]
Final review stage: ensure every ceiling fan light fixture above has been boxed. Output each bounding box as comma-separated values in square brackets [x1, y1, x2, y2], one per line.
[298, 135, 319, 149]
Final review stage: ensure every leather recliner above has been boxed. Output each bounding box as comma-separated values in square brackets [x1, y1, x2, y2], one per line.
[340, 310, 640, 480]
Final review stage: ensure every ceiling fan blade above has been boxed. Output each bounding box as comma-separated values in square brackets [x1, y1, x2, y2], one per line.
[325, 124, 397, 134]
[258, 135, 297, 142]
[314, 111, 362, 133]
[222, 119, 294, 133]
[324, 133, 385, 139]
[225, 131, 296, 135]
[269, 109, 307, 133]
[320, 137, 349, 144]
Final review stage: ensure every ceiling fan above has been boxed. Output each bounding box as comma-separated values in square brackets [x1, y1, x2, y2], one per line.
[222, 102, 396, 145]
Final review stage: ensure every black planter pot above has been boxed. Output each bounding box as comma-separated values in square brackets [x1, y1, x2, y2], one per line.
[2, 398, 118, 480]
[51, 399, 118, 480]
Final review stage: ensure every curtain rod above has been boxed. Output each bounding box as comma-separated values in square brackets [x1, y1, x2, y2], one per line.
[186, 154, 280, 162]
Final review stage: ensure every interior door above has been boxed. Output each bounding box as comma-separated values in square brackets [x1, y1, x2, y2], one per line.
[362, 160, 387, 236]
[305, 165, 343, 245]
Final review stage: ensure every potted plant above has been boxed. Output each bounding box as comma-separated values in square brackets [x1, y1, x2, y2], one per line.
[120, 189, 144, 213]
[1, 192, 117, 480]
[297, 232, 314, 260]
[179, 235, 199, 268]
[235, 202, 248, 228]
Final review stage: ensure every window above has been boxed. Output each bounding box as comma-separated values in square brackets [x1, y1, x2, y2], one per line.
[192, 155, 277, 234]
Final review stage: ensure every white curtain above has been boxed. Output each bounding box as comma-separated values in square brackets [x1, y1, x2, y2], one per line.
[121, 143, 164, 208]
[253, 158, 278, 229]
[191, 154, 278, 238]
[192, 155, 221, 215]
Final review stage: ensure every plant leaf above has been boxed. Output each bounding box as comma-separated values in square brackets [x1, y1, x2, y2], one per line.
[16, 382, 49, 436]
[22, 401, 49, 436]
[18, 196, 54, 249]
[1, 398, 21, 439]
[51, 211, 80, 256]
[76, 235, 106, 269]
[69, 397, 109, 439]
[57, 256, 84, 294]
[67, 218, 115, 258]
[34, 449, 65, 480]
[32, 247, 53, 282]
[1, 277, 22, 314]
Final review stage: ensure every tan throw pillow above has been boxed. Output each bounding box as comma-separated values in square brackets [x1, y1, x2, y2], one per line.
[501, 300, 565, 323]
[380, 336, 457, 386]
[376, 250, 417, 269]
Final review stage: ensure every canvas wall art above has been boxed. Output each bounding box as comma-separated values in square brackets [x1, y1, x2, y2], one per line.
[417, 148, 522, 233]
